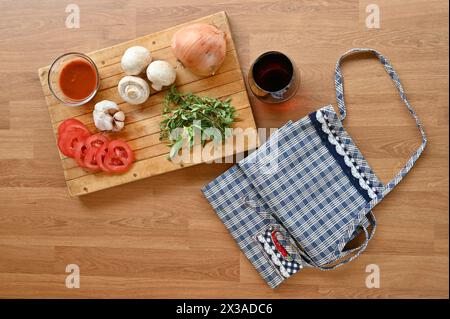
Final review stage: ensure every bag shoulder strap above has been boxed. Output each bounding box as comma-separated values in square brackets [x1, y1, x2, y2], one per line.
[305, 48, 429, 270]
[256, 49, 427, 271]
[335, 48, 427, 201]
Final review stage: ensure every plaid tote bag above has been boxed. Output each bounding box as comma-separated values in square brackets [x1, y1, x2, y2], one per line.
[202, 48, 427, 288]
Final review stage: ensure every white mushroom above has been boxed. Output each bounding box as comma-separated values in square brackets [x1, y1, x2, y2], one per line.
[121, 46, 152, 75]
[146, 60, 176, 91]
[118, 76, 150, 105]
[93, 100, 125, 132]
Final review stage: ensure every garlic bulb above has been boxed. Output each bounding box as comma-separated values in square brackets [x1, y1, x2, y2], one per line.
[121, 46, 152, 75]
[171, 23, 227, 76]
[146, 60, 177, 91]
[118, 76, 150, 105]
[93, 100, 125, 132]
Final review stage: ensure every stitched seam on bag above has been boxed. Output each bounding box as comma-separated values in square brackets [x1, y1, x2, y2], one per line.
[253, 235, 286, 280]
[309, 107, 379, 264]
[237, 108, 366, 266]
[315, 107, 383, 255]
[254, 226, 303, 279]
[309, 112, 372, 202]
[323, 106, 385, 194]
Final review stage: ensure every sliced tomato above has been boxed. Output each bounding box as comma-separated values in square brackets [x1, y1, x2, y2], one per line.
[58, 128, 90, 157]
[103, 140, 134, 173]
[85, 133, 109, 150]
[61, 124, 90, 138]
[80, 134, 110, 172]
[83, 147, 102, 172]
[58, 118, 87, 136]
[95, 143, 111, 173]
[73, 141, 88, 168]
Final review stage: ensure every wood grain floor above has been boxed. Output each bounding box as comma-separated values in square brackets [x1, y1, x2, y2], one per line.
[0, 0, 448, 298]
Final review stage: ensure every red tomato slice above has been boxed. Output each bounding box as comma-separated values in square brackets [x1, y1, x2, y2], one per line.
[73, 141, 88, 168]
[95, 143, 111, 173]
[85, 133, 109, 150]
[58, 128, 90, 158]
[83, 147, 101, 172]
[58, 118, 87, 136]
[103, 140, 134, 173]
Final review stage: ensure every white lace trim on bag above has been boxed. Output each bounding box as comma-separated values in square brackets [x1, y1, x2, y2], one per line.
[316, 110, 377, 199]
[257, 234, 291, 277]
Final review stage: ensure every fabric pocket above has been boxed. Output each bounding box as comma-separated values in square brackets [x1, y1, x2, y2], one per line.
[254, 225, 304, 278]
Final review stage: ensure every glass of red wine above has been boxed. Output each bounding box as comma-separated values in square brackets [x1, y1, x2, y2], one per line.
[248, 51, 300, 103]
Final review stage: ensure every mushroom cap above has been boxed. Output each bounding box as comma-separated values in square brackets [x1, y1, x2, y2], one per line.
[118, 76, 150, 105]
[146, 60, 176, 91]
[121, 46, 152, 76]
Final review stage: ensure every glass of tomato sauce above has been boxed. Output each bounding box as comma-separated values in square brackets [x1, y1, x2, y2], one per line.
[48, 52, 99, 106]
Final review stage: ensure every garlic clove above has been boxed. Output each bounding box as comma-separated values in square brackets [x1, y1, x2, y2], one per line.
[93, 100, 125, 132]
[95, 100, 119, 113]
[94, 112, 114, 131]
[113, 120, 125, 132]
[113, 111, 125, 122]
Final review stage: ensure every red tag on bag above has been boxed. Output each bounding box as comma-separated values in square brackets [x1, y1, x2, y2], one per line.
[271, 230, 289, 257]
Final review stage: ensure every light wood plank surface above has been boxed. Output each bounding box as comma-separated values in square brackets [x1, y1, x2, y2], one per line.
[0, 0, 448, 298]
[38, 11, 258, 196]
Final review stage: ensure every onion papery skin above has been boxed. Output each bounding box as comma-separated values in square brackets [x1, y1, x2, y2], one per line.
[171, 24, 227, 76]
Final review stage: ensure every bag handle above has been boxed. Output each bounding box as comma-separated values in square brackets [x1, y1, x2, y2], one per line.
[305, 48, 428, 270]
[335, 48, 427, 199]
[254, 49, 427, 272]
[264, 200, 376, 271]
[287, 211, 376, 270]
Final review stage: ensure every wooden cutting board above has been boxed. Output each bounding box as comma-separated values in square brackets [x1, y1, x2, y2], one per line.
[38, 11, 258, 197]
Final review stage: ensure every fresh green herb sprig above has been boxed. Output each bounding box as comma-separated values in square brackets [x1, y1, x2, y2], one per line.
[160, 85, 237, 160]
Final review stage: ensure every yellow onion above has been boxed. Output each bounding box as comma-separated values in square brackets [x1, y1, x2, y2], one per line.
[171, 23, 227, 76]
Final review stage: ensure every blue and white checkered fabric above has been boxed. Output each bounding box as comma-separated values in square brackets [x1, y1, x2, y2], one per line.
[203, 106, 382, 288]
[238, 105, 380, 266]
[202, 48, 427, 288]
[203, 164, 287, 288]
